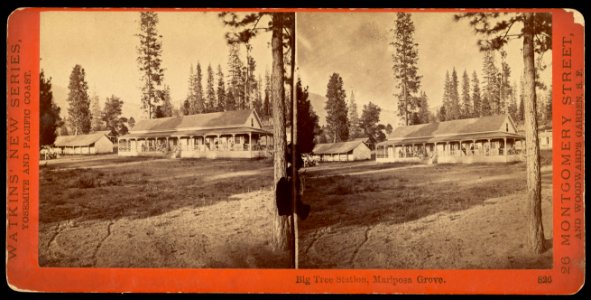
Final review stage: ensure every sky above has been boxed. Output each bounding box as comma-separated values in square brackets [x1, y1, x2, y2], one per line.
[297, 12, 553, 127]
[40, 11, 273, 120]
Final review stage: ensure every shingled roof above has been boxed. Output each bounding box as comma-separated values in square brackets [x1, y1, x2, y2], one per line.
[313, 140, 368, 155]
[54, 131, 112, 147]
[378, 115, 523, 146]
[131, 110, 256, 132]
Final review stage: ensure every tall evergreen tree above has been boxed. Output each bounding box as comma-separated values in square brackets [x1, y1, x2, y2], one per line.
[499, 50, 512, 114]
[262, 69, 271, 119]
[206, 64, 216, 112]
[227, 44, 244, 110]
[347, 91, 362, 139]
[481, 50, 500, 114]
[136, 11, 165, 119]
[40, 70, 63, 145]
[102, 95, 128, 136]
[544, 85, 552, 123]
[90, 92, 104, 131]
[449, 68, 461, 119]
[460, 70, 472, 118]
[324, 73, 349, 142]
[471, 71, 482, 117]
[442, 71, 452, 118]
[66, 64, 91, 134]
[508, 81, 519, 121]
[159, 85, 174, 117]
[296, 79, 320, 153]
[360, 101, 386, 143]
[194, 62, 204, 113]
[391, 12, 422, 126]
[216, 64, 226, 112]
[417, 91, 431, 124]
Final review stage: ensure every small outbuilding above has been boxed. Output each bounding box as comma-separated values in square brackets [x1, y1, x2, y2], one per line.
[312, 140, 372, 162]
[53, 131, 114, 155]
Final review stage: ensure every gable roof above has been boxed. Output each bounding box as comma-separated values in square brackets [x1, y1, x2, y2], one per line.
[54, 131, 112, 147]
[312, 140, 369, 155]
[131, 110, 256, 133]
[378, 115, 523, 146]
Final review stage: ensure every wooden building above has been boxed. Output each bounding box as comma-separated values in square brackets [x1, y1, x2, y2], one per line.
[312, 140, 372, 162]
[117, 110, 273, 159]
[376, 115, 525, 164]
[53, 131, 114, 155]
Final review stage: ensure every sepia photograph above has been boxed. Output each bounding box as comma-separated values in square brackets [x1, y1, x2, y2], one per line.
[296, 12, 554, 269]
[38, 10, 297, 268]
[38, 10, 554, 270]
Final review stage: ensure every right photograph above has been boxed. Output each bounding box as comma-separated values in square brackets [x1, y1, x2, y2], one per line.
[296, 11, 554, 269]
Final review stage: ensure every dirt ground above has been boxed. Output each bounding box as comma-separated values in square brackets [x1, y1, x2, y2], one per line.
[39, 155, 553, 269]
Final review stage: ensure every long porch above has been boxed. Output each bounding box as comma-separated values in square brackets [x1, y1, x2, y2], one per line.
[376, 135, 526, 164]
[117, 129, 273, 159]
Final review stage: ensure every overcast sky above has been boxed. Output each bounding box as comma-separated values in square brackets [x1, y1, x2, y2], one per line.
[40, 11, 273, 120]
[297, 12, 552, 127]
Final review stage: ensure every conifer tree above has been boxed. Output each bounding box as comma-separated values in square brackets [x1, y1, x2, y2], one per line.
[450, 68, 461, 119]
[206, 64, 216, 112]
[216, 64, 226, 112]
[347, 91, 362, 139]
[391, 12, 422, 126]
[40, 70, 63, 145]
[66, 64, 91, 134]
[460, 70, 472, 118]
[471, 71, 482, 117]
[90, 92, 104, 131]
[325, 73, 349, 142]
[136, 11, 165, 119]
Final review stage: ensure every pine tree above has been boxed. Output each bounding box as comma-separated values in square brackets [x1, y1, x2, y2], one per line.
[417, 91, 431, 124]
[391, 12, 422, 126]
[136, 11, 165, 119]
[471, 71, 482, 117]
[194, 62, 204, 113]
[90, 92, 104, 131]
[347, 91, 362, 139]
[66, 64, 91, 134]
[216, 64, 226, 112]
[450, 68, 461, 119]
[438, 105, 447, 122]
[482, 50, 500, 115]
[508, 81, 519, 121]
[325, 73, 349, 142]
[159, 85, 174, 117]
[206, 64, 216, 112]
[442, 71, 451, 118]
[102, 95, 128, 136]
[40, 70, 63, 145]
[544, 85, 552, 123]
[360, 101, 386, 143]
[227, 44, 244, 111]
[499, 50, 512, 114]
[263, 68, 271, 119]
[296, 78, 319, 153]
[460, 70, 472, 118]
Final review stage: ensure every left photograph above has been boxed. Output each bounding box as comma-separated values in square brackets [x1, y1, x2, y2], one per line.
[38, 10, 297, 268]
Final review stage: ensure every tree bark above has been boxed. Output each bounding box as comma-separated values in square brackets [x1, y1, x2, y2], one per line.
[271, 13, 294, 265]
[522, 13, 545, 254]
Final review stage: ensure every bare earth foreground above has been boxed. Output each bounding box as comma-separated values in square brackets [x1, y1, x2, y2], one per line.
[39, 154, 552, 268]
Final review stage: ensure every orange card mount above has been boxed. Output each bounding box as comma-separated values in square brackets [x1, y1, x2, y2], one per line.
[6, 7, 585, 294]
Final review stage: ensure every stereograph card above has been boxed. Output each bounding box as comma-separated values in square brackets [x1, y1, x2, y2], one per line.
[5, 7, 585, 294]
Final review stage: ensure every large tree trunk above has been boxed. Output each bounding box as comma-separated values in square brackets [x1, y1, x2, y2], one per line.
[271, 13, 294, 265]
[288, 15, 299, 269]
[522, 13, 545, 254]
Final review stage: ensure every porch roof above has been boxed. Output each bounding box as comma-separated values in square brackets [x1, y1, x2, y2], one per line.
[119, 127, 271, 139]
[377, 131, 524, 146]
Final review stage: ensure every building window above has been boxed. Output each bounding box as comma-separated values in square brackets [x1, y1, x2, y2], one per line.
[251, 118, 254, 127]
[506, 123, 509, 132]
